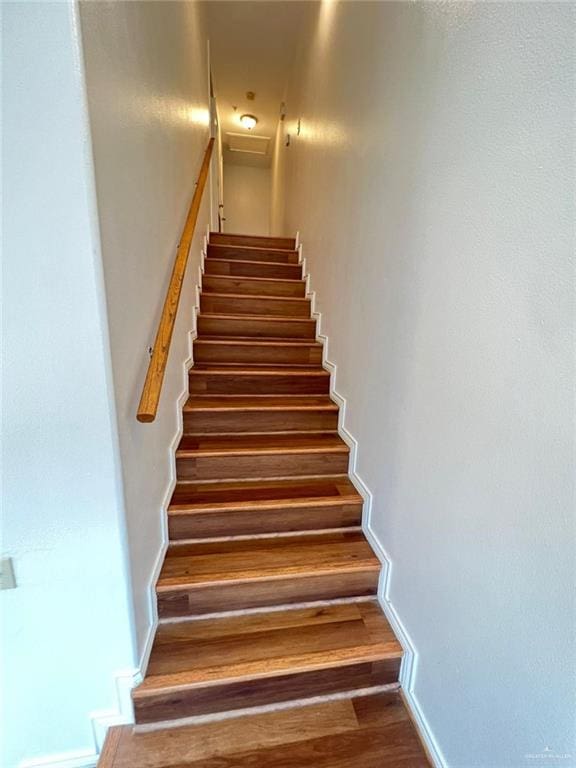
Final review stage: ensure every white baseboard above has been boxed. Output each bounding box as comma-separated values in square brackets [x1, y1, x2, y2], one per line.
[19, 751, 97, 768]
[18, 668, 140, 768]
[300, 242, 447, 768]
[137, 232, 209, 682]
[90, 668, 141, 750]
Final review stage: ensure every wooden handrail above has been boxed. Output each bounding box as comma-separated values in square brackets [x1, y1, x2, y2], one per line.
[137, 137, 215, 422]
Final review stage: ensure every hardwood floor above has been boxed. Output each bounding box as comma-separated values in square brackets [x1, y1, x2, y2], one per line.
[101, 693, 430, 767]
[99, 232, 430, 766]
[167, 476, 362, 538]
[133, 602, 401, 724]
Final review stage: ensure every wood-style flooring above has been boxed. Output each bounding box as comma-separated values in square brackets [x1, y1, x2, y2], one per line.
[100, 692, 430, 768]
[99, 233, 430, 766]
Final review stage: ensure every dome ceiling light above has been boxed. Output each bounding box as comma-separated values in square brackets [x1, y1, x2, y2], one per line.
[240, 113, 258, 130]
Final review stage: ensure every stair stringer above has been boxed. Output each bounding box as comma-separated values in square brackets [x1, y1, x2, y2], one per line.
[135, 227, 211, 683]
[298, 239, 447, 768]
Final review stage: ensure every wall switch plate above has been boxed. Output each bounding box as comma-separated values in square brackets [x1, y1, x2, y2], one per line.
[0, 557, 16, 590]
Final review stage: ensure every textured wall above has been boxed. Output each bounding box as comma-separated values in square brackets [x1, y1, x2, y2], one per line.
[79, 0, 211, 658]
[278, 2, 576, 765]
[2, 3, 135, 765]
[224, 163, 272, 235]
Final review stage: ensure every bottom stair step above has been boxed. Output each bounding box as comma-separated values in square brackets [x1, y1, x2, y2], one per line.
[101, 692, 430, 767]
[132, 601, 403, 725]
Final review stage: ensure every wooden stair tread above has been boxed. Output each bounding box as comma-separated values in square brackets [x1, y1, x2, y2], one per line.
[201, 292, 309, 303]
[169, 476, 361, 510]
[197, 315, 315, 342]
[183, 395, 337, 412]
[206, 257, 301, 269]
[100, 692, 430, 767]
[204, 260, 302, 281]
[190, 363, 321, 369]
[167, 478, 363, 541]
[200, 294, 310, 317]
[158, 530, 379, 589]
[207, 247, 299, 264]
[134, 602, 400, 695]
[195, 336, 320, 345]
[138, 644, 387, 692]
[203, 273, 305, 285]
[128, 229, 406, 735]
[190, 365, 326, 374]
[210, 233, 296, 250]
[177, 432, 347, 456]
[199, 312, 313, 323]
[209, 244, 298, 255]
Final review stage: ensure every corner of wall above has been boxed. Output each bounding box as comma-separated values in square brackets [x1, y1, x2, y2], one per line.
[18, 667, 140, 768]
[299, 242, 447, 768]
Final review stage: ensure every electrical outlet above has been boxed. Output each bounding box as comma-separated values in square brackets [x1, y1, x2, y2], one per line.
[0, 557, 16, 590]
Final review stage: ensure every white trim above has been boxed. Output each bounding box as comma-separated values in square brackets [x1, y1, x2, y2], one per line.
[301, 240, 447, 768]
[137, 233, 210, 680]
[19, 751, 97, 768]
[18, 666, 140, 768]
[90, 668, 141, 750]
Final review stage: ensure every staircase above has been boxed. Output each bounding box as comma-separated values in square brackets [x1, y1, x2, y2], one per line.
[100, 233, 430, 766]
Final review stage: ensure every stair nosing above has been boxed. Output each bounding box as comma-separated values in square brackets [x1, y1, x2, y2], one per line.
[183, 403, 338, 413]
[168, 496, 362, 516]
[156, 561, 381, 594]
[168, 494, 362, 515]
[176, 444, 349, 459]
[194, 339, 320, 348]
[208, 244, 298, 255]
[199, 313, 313, 323]
[172, 473, 353, 487]
[205, 258, 301, 270]
[210, 232, 295, 244]
[182, 430, 339, 438]
[201, 292, 310, 304]
[133, 644, 400, 699]
[189, 368, 328, 376]
[132, 683, 400, 733]
[203, 274, 305, 285]
[158, 595, 378, 624]
[169, 525, 363, 545]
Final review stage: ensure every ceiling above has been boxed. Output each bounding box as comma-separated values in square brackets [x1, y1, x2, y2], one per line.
[204, 1, 306, 167]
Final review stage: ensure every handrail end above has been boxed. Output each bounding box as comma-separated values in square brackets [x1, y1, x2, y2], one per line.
[137, 411, 156, 423]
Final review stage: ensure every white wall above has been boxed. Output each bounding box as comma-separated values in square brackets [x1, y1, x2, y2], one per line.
[270, 117, 286, 235]
[2, 3, 135, 766]
[79, 0, 211, 661]
[277, 3, 576, 766]
[223, 163, 271, 235]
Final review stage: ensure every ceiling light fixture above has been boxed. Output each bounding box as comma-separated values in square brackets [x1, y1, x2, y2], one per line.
[240, 113, 258, 130]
